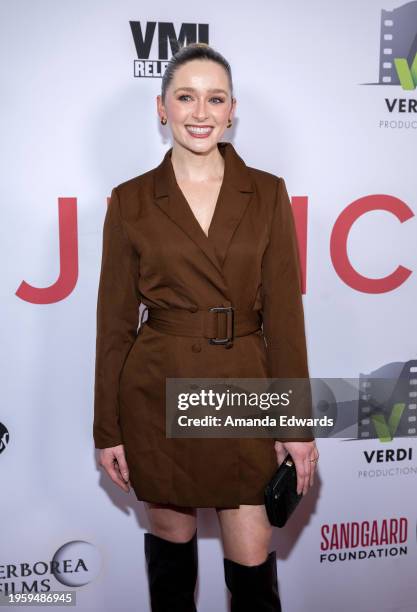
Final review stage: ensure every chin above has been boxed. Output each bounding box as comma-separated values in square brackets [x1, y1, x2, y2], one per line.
[177, 136, 219, 154]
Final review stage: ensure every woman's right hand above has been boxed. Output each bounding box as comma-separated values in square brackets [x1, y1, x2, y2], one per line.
[99, 444, 131, 493]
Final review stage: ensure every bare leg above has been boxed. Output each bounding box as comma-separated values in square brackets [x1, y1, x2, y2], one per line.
[144, 502, 197, 542]
[216, 504, 281, 611]
[215, 504, 273, 564]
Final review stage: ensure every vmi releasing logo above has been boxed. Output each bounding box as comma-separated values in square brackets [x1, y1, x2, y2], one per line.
[129, 22, 209, 78]
[378, 1, 417, 90]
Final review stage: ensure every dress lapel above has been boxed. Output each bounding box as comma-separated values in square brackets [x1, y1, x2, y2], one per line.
[153, 141, 254, 277]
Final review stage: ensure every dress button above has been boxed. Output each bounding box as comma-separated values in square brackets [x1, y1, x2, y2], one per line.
[191, 343, 201, 353]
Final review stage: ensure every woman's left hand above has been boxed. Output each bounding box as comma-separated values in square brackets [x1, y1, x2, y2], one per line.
[274, 440, 319, 496]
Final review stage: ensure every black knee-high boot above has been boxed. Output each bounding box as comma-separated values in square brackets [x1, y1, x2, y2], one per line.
[223, 551, 282, 612]
[144, 530, 198, 612]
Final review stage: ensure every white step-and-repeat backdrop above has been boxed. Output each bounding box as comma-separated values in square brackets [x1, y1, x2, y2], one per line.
[1, 1, 416, 610]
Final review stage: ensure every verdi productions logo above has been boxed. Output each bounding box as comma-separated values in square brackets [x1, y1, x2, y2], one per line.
[362, 1, 417, 129]
[357, 360, 417, 443]
[319, 360, 417, 449]
[129, 21, 209, 78]
[355, 360, 417, 480]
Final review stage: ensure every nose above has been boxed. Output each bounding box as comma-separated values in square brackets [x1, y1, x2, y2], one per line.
[192, 98, 209, 121]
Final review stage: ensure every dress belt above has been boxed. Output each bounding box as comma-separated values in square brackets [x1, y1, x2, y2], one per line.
[144, 306, 262, 347]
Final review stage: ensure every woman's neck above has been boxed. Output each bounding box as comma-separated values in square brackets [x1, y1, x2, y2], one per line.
[170, 142, 225, 183]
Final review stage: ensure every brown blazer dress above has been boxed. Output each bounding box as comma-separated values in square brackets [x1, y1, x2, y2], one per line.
[93, 141, 313, 508]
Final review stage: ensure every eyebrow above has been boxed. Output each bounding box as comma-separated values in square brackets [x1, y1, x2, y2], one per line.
[173, 87, 229, 95]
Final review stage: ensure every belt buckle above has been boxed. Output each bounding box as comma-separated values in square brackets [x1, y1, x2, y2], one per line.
[208, 306, 234, 345]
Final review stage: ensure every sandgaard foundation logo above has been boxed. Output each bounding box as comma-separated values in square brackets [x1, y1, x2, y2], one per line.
[319, 517, 408, 563]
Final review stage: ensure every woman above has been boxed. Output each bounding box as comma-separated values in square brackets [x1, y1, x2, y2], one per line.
[93, 42, 319, 611]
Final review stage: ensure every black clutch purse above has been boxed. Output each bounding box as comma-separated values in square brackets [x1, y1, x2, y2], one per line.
[264, 453, 303, 527]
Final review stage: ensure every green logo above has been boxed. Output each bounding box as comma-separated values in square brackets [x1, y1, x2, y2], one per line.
[394, 53, 417, 90]
[370, 403, 406, 442]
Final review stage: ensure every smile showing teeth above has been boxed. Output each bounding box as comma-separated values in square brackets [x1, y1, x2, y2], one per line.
[186, 126, 213, 134]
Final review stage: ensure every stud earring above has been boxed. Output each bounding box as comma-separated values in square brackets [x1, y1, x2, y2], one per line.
[227, 119, 232, 128]
[160, 117, 167, 125]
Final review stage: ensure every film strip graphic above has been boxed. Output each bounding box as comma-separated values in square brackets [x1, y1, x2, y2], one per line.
[378, 1, 417, 85]
[358, 360, 417, 441]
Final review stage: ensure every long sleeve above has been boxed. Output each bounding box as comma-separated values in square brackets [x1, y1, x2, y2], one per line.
[261, 177, 314, 442]
[93, 187, 141, 449]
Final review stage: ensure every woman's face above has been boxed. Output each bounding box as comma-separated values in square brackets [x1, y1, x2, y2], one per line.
[158, 59, 236, 154]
